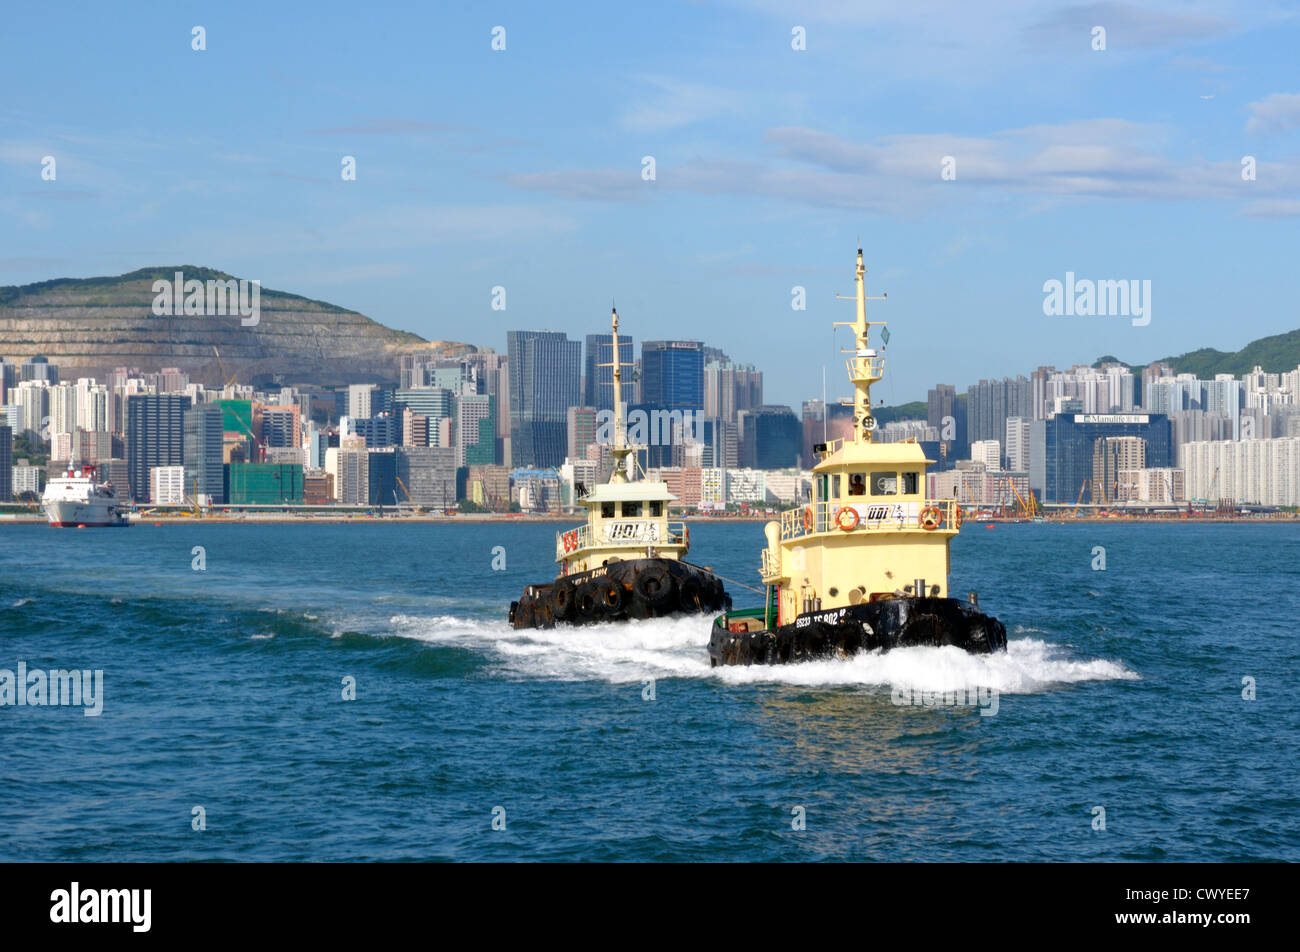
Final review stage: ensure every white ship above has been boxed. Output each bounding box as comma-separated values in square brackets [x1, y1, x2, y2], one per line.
[42, 465, 130, 527]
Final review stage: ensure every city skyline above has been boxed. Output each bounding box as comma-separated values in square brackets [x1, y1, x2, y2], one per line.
[4, 2, 1300, 408]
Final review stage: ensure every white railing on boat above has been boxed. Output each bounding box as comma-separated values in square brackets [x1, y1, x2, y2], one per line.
[777, 498, 962, 543]
[555, 521, 688, 560]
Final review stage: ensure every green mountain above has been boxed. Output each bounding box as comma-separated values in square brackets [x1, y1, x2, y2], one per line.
[1093, 328, 1300, 378]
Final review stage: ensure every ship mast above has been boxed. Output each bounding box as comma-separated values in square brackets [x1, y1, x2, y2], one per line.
[835, 247, 887, 445]
[605, 306, 634, 483]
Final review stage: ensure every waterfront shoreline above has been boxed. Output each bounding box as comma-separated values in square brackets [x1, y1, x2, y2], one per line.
[1, 513, 1296, 526]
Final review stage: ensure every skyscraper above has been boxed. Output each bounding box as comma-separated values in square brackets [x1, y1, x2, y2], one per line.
[183, 404, 225, 504]
[927, 383, 968, 463]
[640, 340, 704, 411]
[0, 424, 11, 501]
[584, 333, 633, 413]
[704, 360, 763, 423]
[739, 405, 801, 470]
[507, 331, 581, 469]
[0, 359, 16, 406]
[967, 376, 1032, 446]
[127, 394, 191, 502]
[20, 356, 58, 385]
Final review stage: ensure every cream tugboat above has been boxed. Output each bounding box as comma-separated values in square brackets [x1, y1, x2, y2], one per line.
[508, 308, 731, 629]
[709, 249, 1006, 666]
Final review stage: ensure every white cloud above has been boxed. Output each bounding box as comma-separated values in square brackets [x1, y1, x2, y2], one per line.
[1246, 92, 1300, 134]
[619, 76, 745, 133]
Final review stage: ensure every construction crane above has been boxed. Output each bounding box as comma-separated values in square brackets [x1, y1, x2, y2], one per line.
[1073, 480, 1090, 518]
[393, 475, 423, 514]
[1009, 481, 1036, 519]
[212, 345, 239, 390]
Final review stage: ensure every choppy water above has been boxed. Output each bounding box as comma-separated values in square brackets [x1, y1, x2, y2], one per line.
[1, 520, 1297, 860]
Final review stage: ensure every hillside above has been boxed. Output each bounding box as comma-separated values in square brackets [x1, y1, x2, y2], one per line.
[0, 266, 476, 387]
[1092, 328, 1300, 378]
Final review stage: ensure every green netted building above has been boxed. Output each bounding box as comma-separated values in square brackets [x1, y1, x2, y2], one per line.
[224, 463, 303, 504]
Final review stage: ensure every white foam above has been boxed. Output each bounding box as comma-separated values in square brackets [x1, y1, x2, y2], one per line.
[386, 613, 1138, 692]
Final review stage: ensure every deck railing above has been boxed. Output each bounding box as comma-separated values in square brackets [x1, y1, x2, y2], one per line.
[555, 521, 688, 560]
[777, 498, 962, 543]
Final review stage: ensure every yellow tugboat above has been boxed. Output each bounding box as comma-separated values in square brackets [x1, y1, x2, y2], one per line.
[509, 308, 731, 629]
[709, 249, 1006, 665]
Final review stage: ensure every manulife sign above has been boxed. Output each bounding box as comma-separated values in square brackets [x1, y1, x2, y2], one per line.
[1073, 414, 1150, 424]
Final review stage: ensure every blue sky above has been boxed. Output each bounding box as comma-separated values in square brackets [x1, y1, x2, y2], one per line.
[2, 0, 1299, 407]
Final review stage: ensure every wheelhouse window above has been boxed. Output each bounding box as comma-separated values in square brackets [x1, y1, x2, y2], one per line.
[871, 472, 898, 495]
[831, 474, 841, 499]
[601, 502, 615, 518]
[847, 473, 867, 496]
[622, 501, 642, 517]
[650, 501, 662, 517]
[901, 472, 919, 494]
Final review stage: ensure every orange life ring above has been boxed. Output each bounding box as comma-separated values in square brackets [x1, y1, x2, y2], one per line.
[802, 507, 814, 532]
[835, 506, 859, 531]
[953, 505, 963, 529]
[683, 526, 690, 547]
[920, 506, 943, 530]
[564, 530, 578, 552]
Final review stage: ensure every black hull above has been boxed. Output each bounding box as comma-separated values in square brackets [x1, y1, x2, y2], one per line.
[509, 558, 732, 629]
[709, 598, 1007, 666]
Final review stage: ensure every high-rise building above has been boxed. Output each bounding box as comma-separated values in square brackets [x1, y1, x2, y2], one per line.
[397, 446, 457, 507]
[0, 424, 11, 500]
[927, 384, 968, 462]
[1180, 438, 1300, 506]
[458, 394, 495, 467]
[48, 383, 77, 436]
[184, 404, 225, 504]
[347, 384, 375, 420]
[330, 447, 369, 504]
[584, 333, 633, 413]
[566, 405, 597, 462]
[1005, 417, 1030, 472]
[641, 340, 704, 412]
[0, 360, 16, 406]
[71, 428, 111, 464]
[14, 381, 49, 439]
[1039, 413, 1172, 503]
[20, 356, 58, 385]
[261, 405, 300, 448]
[352, 414, 399, 448]
[367, 449, 397, 506]
[739, 405, 801, 470]
[507, 331, 581, 469]
[967, 376, 1032, 446]
[704, 360, 762, 423]
[126, 394, 191, 502]
[1092, 436, 1146, 503]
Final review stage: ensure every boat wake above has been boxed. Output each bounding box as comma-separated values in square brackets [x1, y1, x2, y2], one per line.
[387, 613, 1138, 693]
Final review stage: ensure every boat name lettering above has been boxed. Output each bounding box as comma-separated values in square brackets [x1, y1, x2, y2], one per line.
[604, 521, 661, 543]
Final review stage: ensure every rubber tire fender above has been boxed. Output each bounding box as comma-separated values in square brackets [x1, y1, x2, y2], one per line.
[595, 576, 626, 615]
[552, 578, 577, 621]
[633, 564, 674, 607]
[576, 581, 603, 619]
